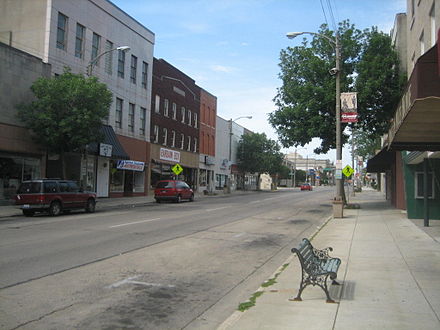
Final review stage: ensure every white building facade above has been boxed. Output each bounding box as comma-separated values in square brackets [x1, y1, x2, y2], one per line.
[0, 0, 155, 197]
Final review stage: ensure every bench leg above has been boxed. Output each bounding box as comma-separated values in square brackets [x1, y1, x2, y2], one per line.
[332, 280, 341, 285]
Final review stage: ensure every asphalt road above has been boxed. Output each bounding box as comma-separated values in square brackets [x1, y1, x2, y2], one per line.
[0, 187, 334, 329]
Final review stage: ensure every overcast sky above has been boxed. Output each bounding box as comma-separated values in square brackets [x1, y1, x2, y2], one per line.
[111, 0, 406, 163]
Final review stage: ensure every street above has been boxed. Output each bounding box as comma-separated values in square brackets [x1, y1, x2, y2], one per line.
[0, 187, 334, 329]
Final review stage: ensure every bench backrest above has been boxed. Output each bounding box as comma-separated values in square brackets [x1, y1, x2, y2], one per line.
[292, 238, 320, 272]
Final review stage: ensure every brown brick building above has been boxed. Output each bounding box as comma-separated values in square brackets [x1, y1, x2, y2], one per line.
[149, 58, 201, 192]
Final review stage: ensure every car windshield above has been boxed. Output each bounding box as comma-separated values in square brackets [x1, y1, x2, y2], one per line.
[17, 182, 42, 194]
[156, 181, 174, 189]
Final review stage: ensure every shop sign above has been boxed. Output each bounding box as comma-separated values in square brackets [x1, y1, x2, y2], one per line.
[220, 159, 229, 170]
[99, 143, 113, 157]
[205, 156, 215, 165]
[117, 160, 145, 172]
[160, 148, 180, 163]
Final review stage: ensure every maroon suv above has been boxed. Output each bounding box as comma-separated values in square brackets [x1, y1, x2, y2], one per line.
[154, 180, 194, 203]
[15, 179, 97, 216]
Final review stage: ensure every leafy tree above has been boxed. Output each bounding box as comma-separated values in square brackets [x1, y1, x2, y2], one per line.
[269, 21, 405, 154]
[17, 68, 112, 178]
[237, 132, 284, 189]
[294, 169, 306, 184]
[270, 21, 363, 154]
[355, 28, 406, 139]
[351, 127, 381, 163]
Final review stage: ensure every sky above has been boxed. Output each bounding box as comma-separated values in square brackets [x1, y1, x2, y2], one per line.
[111, 0, 406, 164]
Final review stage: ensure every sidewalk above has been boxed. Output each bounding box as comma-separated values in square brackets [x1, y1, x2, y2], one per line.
[219, 189, 440, 330]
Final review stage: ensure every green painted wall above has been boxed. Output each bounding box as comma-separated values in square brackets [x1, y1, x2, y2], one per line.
[403, 158, 440, 220]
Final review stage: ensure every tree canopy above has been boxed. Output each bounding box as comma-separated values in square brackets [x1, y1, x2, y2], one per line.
[269, 21, 405, 154]
[17, 68, 113, 178]
[236, 132, 284, 176]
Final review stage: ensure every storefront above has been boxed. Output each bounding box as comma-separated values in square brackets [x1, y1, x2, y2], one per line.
[198, 154, 215, 193]
[150, 146, 198, 191]
[0, 152, 43, 203]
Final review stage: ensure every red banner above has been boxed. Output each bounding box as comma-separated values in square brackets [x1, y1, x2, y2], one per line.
[341, 112, 358, 123]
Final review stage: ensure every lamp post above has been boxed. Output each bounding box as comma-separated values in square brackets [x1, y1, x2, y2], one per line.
[228, 116, 252, 193]
[87, 46, 130, 76]
[286, 31, 343, 205]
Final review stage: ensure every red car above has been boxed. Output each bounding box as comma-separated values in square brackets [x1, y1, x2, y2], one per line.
[15, 179, 97, 216]
[300, 183, 313, 191]
[154, 180, 194, 203]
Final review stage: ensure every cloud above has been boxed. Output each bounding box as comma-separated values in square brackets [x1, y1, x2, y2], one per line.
[211, 65, 236, 73]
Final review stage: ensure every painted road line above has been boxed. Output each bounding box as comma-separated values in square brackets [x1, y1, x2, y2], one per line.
[109, 218, 161, 228]
[248, 200, 262, 204]
[107, 276, 175, 289]
[206, 206, 228, 212]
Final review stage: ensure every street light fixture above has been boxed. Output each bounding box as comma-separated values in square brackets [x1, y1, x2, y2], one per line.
[286, 31, 343, 208]
[87, 46, 131, 76]
[228, 116, 252, 193]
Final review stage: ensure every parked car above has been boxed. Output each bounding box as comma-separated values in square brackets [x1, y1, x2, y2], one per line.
[300, 183, 313, 191]
[154, 180, 194, 203]
[14, 179, 97, 217]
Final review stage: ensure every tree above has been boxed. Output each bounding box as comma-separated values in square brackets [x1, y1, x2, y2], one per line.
[351, 127, 381, 162]
[355, 28, 406, 139]
[270, 21, 363, 154]
[17, 68, 112, 178]
[269, 21, 404, 154]
[236, 132, 284, 188]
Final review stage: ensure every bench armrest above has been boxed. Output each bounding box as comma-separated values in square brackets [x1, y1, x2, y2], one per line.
[313, 247, 333, 261]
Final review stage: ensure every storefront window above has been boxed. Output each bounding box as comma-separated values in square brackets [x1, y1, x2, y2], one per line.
[110, 161, 124, 192]
[133, 171, 144, 192]
[0, 153, 41, 202]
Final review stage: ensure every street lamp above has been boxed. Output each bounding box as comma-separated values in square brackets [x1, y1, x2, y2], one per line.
[87, 46, 130, 76]
[286, 31, 342, 205]
[228, 116, 252, 193]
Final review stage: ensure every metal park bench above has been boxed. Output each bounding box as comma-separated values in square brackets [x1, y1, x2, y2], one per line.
[291, 238, 341, 303]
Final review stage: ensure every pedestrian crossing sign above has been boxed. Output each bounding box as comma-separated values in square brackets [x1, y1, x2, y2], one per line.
[342, 165, 354, 177]
[172, 163, 183, 175]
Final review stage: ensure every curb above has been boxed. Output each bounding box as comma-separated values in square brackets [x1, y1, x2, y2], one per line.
[217, 214, 334, 329]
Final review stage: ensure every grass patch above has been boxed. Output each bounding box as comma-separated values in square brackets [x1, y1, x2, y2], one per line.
[238, 291, 264, 312]
[237, 263, 290, 311]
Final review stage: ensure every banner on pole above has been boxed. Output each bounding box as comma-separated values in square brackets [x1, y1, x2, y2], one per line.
[341, 92, 358, 123]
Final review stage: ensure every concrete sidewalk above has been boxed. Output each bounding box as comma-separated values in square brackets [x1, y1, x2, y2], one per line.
[219, 189, 440, 330]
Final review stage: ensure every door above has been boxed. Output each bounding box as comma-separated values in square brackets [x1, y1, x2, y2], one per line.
[96, 158, 109, 197]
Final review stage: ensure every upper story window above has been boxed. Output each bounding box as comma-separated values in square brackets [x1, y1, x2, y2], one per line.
[164, 99, 169, 117]
[142, 61, 148, 89]
[194, 113, 198, 128]
[187, 136, 191, 151]
[171, 130, 176, 147]
[56, 12, 68, 50]
[155, 95, 160, 113]
[188, 110, 192, 126]
[162, 128, 168, 146]
[172, 103, 177, 120]
[140, 107, 146, 135]
[180, 133, 184, 149]
[115, 98, 123, 129]
[105, 40, 113, 75]
[130, 55, 137, 84]
[153, 125, 159, 143]
[181, 107, 186, 123]
[75, 23, 85, 59]
[128, 103, 135, 132]
[193, 137, 198, 153]
[419, 31, 425, 55]
[91, 33, 101, 66]
[117, 49, 126, 78]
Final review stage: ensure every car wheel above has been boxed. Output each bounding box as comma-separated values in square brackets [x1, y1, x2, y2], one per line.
[22, 210, 34, 217]
[49, 201, 62, 216]
[85, 198, 96, 213]
[175, 195, 181, 203]
[189, 194, 194, 202]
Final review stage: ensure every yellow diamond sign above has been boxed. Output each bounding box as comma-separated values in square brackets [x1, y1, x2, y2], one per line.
[172, 163, 183, 176]
[342, 165, 354, 178]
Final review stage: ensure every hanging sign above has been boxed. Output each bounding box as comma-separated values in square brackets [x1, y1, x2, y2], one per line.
[341, 92, 358, 123]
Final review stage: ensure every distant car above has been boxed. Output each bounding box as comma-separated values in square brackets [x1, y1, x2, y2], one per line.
[300, 183, 313, 191]
[14, 179, 97, 217]
[154, 180, 194, 203]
